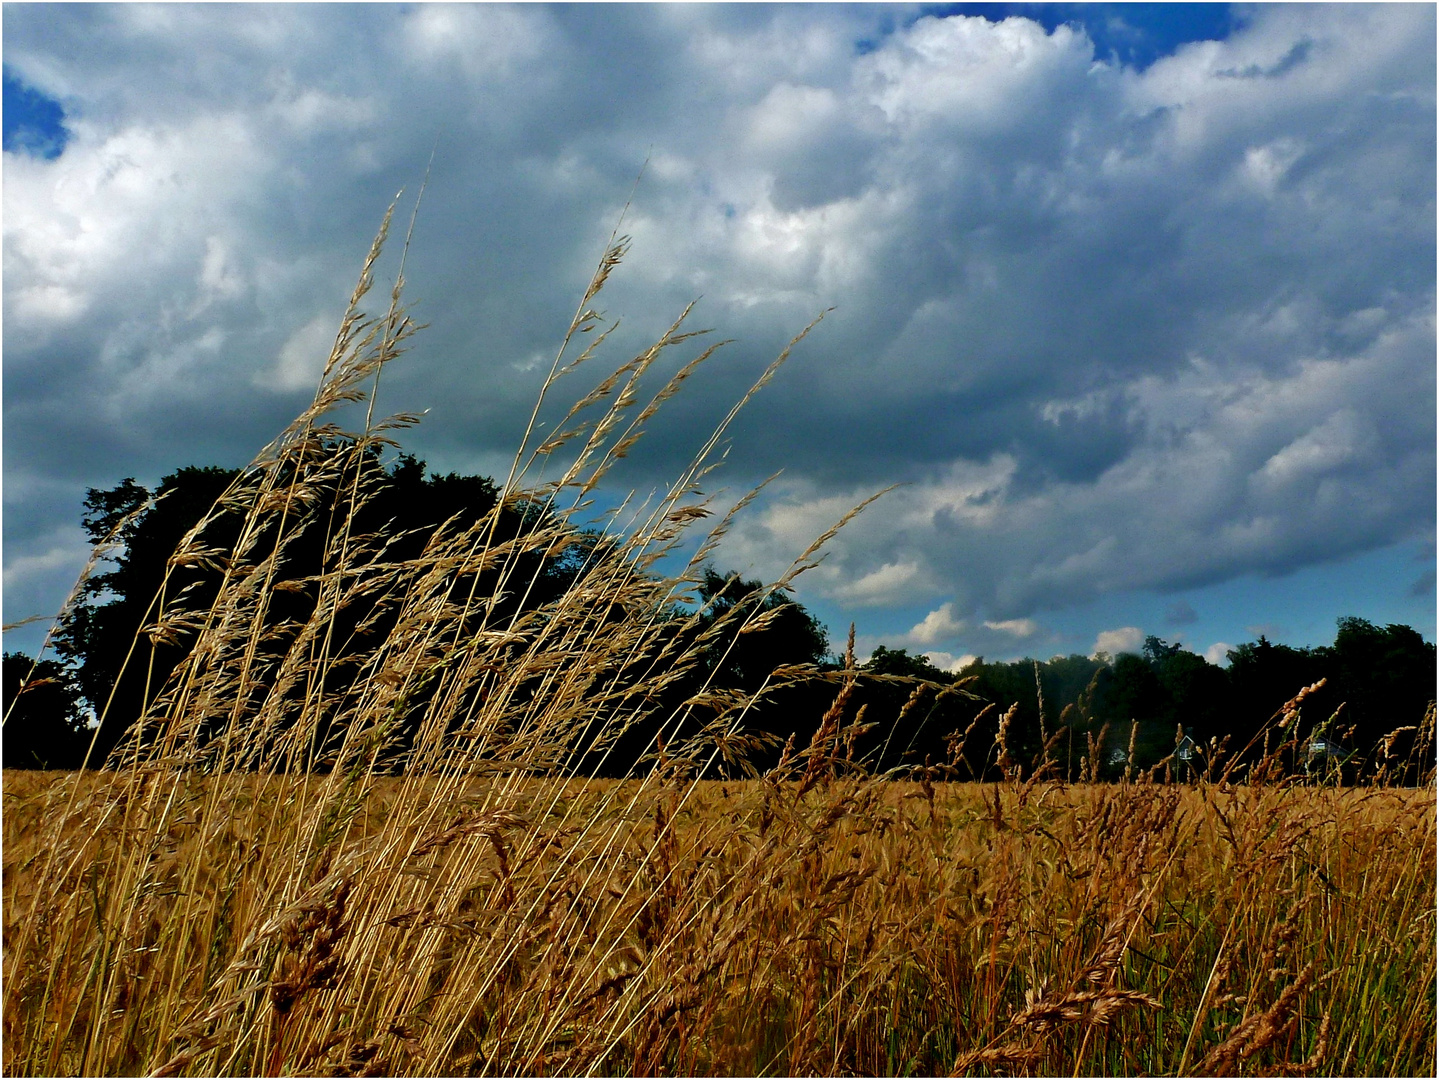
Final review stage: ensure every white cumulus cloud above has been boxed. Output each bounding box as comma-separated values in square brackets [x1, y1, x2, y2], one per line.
[1093, 627, 1145, 658]
[923, 651, 978, 674]
[907, 603, 967, 646]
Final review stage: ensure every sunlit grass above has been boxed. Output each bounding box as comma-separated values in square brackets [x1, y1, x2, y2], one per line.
[4, 772, 1432, 1075]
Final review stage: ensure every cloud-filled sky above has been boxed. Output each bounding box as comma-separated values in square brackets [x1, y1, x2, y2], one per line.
[4, 3, 1435, 667]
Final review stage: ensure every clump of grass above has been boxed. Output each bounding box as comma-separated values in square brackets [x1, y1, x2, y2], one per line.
[3, 201, 1435, 1077]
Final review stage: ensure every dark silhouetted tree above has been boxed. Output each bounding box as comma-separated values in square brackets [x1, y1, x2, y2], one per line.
[1225, 636, 1329, 767]
[854, 647, 976, 774]
[692, 567, 830, 690]
[3, 652, 90, 769]
[1323, 617, 1436, 770]
[54, 466, 240, 763]
[49, 451, 560, 768]
[662, 567, 834, 776]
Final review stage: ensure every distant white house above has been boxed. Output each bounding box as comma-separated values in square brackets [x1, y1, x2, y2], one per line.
[1105, 726, 1198, 778]
[1173, 728, 1199, 779]
[1305, 733, 1348, 780]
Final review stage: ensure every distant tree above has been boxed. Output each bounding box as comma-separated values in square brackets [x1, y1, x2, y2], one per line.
[1223, 619, 1435, 778]
[1142, 635, 1183, 664]
[1223, 635, 1329, 774]
[1061, 638, 1232, 777]
[665, 567, 833, 775]
[3, 652, 90, 769]
[692, 567, 831, 690]
[54, 465, 241, 762]
[47, 444, 850, 777]
[1149, 646, 1231, 753]
[1323, 617, 1436, 769]
[864, 646, 951, 681]
[1081, 653, 1165, 773]
[952, 655, 1109, 780]
[850, 620, 1434, 785]
[49, 450, 612, 769]
[1033, 654, 1109, 776]
[852, 647, 977, 774]
[1040, 654, 1109, 715]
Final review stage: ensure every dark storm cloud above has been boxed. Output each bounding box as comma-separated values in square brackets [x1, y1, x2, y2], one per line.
[1166, 602, 1199, 626]
[4, 4, 1433, 660]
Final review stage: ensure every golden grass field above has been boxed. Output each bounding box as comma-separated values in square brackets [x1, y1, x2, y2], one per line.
[4, 767, 1433, 1076]
[4, 207, 1434, 1076]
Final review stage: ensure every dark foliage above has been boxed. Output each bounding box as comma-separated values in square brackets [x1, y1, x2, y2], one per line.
[852, 647, 982, 774]
[950, 625, 1435, 782]
[1075, 640, 1231, 777]
[18, 449, 1437, 781]
[951, 654, 1108, 779]
[47, 452, 551, 768]
[3, 652, 90, 769]
[54, 465, 241, 761]
[693, 567, 831, 690]
[658, 567, 834, 776]
[42, 454, 838, 777]
[1217, 621, 1437, 775]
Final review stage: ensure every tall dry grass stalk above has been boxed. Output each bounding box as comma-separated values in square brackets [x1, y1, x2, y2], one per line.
[4, 203, 1435, 1077]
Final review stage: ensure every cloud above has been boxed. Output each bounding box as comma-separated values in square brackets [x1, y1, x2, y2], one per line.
[1204, 642, 1233, 666]
[1409, 569, 1436, 599]
[983, 618, 1041, 638]
[907, 602, 966, 647]
[1093, 626, 1144, 657]
[1255, 409, 1374, 490]
[830, 560, 923, 606]
[727, 308, 1434, 624]
[0, 521, 91, 630]
[2, 4, 1433, 656]
[923, 651, 978, 674]
[1, 533, 86, 591]
[260, 314, 339, 393]
[1166, 601, 1199, 626]
[400, 5, 553, 84]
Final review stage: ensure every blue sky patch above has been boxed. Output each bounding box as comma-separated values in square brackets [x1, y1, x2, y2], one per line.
[4, 66, 68, 159]
[909, 3, 1238, 69]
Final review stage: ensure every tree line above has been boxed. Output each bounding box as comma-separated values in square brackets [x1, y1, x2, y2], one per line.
[858, 624, 1434, 784]
[4, 458, 1435, 781]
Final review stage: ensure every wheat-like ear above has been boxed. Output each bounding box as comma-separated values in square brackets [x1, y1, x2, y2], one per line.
[504, 172, 641, 500]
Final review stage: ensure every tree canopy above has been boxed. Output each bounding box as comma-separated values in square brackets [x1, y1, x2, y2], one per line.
[45, 451, 591, 768]
[2, 652, 90, 769]
[9, 455, 1435, 781]
[941, 626, 1435, 781]
[27, 455, 836, 775]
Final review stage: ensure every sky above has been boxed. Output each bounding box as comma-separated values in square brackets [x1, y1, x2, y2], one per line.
[3, 3, 1435, 670]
